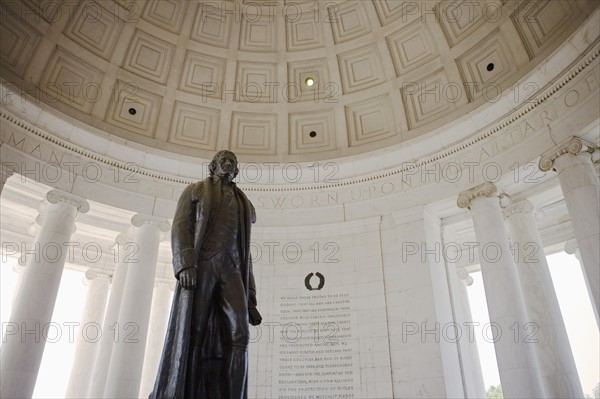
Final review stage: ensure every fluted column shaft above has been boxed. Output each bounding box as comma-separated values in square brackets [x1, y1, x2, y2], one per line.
[103, 214, 170, 398]
[458, 183, 545, 399]
[540, 137, 599, 324]
[65, 271, 111, 398]
[87, 234, 132, 398]
[504, 200, 583, 398]
[0, 190, 89, 398]
[139, 281, 174, 397]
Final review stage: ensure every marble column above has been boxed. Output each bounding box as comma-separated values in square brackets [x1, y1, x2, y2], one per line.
[504, 200, 583, 398]
[450, 267, 486, 399]
[10, 260, 27, 308]
[9, 215, 41, 307]
[65, 270, 111, 398]
[540, 136, 599, 324]
[87, 232, 133, 398]
[0, 190, 89, 398]
[380, 209, 463, 398]
[458, 182, 545, 399]
[103, 214, 170, 398]
[564, 239, 583, 264]
[139, 279, 175, 397]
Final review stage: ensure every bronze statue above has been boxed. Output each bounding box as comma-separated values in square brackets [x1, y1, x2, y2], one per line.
[150, 150, 261, 399]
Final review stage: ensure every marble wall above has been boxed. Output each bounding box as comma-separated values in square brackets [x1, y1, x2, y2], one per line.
[249, 218, 393, 399]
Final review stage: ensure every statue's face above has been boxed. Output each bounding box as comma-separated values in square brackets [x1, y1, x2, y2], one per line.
[214, 152, 237, 181]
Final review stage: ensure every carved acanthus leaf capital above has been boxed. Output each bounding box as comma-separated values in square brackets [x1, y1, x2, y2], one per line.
[539, 136, 597, 172]
[457, 182, 498, 209]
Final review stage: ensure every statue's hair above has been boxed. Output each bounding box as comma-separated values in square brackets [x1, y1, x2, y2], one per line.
[209, 150, 239, 178]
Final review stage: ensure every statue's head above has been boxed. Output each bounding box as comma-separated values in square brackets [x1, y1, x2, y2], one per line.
[209, 150, 239, 181]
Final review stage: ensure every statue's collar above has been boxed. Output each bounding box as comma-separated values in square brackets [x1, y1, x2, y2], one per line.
[210, 175, 236, 187]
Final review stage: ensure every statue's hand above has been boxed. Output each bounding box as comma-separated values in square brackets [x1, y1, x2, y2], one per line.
[179, 268, 197, 290]
[249, 307, 262, 326]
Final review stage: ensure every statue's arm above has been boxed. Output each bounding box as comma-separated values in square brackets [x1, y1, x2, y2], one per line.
[248, 202, 262, 325]
[248, 260, 261, 325]
[248, 200, 257, 301]
[171, 183, 197, 278]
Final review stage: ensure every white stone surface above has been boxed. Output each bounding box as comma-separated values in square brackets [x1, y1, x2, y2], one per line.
[138, 281, 174, 398]
[0, 6, 598, 396]
[460, 184, 545, 399]
[103, 215, 170, 398]
[0, 190, 89, 398]
[448, 266, 486, 399]
[64, 271, 111, 398]
[250, 218, 393, 399]
[379, 207, 462, 398]
[87, 236, 132, 398]
[554, 151, 600, 325]
[504, 200, 583, 398]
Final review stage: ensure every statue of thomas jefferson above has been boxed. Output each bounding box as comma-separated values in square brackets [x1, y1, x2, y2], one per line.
[151, 150, 261, 399]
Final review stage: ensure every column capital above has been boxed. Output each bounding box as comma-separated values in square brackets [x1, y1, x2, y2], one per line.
[457, 268, 474, 286]
[27, 218, 41, 236]
[85, 269, 112, 284]
[564, 239, 579, 255]
[131, 213, 171, 232]
[457, 182, 498, 209]
[46, 190, 90, 213]
[539, 136, 597, 172]
[115, 229, 134, 246]
[503, 199, 535, 218]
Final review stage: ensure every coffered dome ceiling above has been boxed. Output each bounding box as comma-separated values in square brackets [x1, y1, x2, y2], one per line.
[1, 0, 597, 162]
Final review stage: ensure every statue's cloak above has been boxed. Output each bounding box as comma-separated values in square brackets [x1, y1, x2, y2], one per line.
[150, 176, 256, 399]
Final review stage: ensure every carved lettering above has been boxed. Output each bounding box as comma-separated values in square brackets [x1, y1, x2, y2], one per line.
[327, 193, 339, 205]
[523, 122, 536, 137]
[271, 197, 286, 208]
[8, 132, 26, 150]
[29, 144, 42, 158]
[563, 89, 580, 107]
[275, 293, 356, 398]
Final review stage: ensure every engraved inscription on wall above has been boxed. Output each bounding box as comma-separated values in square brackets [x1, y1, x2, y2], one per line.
[274, 292, 358, 399]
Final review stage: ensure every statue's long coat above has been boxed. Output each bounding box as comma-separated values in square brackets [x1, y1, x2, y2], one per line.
[150, 176, 256, 399]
